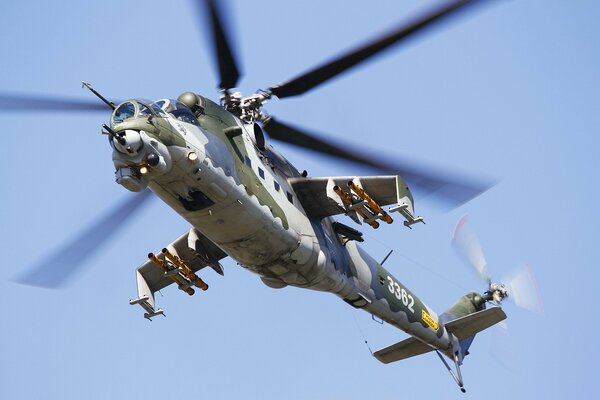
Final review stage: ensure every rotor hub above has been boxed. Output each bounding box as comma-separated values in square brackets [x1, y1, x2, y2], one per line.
[486, 282, 508, 304]
[220, 89, 272, 123]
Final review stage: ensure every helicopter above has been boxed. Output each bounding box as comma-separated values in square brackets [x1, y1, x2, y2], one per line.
[0, 0, 535, 393]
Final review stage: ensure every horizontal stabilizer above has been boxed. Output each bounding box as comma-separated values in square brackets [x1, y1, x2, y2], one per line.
[445, 306, 506, 340]
[373, 336, 435, 364]
[374, 307, 506, 364]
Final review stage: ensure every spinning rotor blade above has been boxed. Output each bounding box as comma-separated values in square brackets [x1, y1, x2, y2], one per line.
[0, 93, 110, 112]
[451, 214, 491, 283]
[199, 0, 242, 90]
[451, 216, 544, 314]
[17, 190, 153, 288]
[503, 264, 544, 315]
[262, 117, 492, 208]
[450, 220, 543, 370]
[490, 320, 519, 371]
[491, 265, 543, 370]
[268, 0, 486, 99]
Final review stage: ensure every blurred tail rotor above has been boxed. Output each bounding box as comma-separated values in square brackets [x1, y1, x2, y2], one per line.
[451, 214, 491, 285]
[451, 215, 544, 369]
[492, 264, 544, 370]
[502, 263, 544, 315]
[451, 214, 543, 313]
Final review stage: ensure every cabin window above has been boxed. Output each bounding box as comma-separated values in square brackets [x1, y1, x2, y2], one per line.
[244, 156, 252, 167]
[258, 167, 265, 179]
[274, 181, 280, 192]
[286, 192, 294, 204]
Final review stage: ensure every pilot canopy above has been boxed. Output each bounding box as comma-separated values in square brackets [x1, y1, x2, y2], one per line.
[153, 99, 200, 126]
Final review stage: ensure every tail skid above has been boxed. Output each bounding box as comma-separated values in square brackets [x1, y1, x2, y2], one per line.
[438, 306, 507, 393]
[436, 349, 467, 393]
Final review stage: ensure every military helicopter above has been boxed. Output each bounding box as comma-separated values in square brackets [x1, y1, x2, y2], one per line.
[1, 0, 535, 393]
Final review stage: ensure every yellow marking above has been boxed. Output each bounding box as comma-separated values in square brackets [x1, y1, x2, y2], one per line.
[421, 309, 439, 331]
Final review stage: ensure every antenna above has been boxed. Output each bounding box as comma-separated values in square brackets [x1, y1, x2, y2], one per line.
[81, 81, 115, 110]
[380, 249, 393, 265]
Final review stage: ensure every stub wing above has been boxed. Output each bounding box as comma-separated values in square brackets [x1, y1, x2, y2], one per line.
[129, 228, 227, 319]
[289, 175, 423, 227]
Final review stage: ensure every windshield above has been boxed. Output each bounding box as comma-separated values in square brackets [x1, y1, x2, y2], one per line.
[112, 101, 136, 124]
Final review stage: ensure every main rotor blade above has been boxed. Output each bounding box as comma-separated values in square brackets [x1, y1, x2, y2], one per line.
[268, 0, 487, 99]
[0, 93, 111, 112]
[198, 0, 242, 90]
[451, 214, 491, 283]
[16, 190, 153, 288]
[262, 117, 492, 208]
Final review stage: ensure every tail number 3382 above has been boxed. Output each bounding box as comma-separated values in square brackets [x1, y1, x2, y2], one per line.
[386, 276, 415, 313]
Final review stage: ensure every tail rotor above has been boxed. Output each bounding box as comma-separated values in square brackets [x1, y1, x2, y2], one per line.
[451, 215, 543, 313]
[451, 214, 491, 285]
[451, 215, 544, 369]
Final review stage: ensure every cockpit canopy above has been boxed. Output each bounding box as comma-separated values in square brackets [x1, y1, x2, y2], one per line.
[111, 100, 164, 127]
[153, 99, 200, 126]
[110, 99, 200, 128]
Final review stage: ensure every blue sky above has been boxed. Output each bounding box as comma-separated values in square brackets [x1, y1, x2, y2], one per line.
[0, 0, 598, 398]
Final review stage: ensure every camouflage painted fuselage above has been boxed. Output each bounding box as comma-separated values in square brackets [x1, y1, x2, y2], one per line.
[110, 94, 469, 358]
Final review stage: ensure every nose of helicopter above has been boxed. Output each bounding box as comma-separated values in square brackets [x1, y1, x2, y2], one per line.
[111, 126, 172, 193]
[112, 129, 143, 155]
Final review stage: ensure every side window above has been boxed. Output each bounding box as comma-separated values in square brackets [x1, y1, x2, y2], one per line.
[274, 181, 280, 192]
[258, 167, 265, 179]
[244, 156, 252, 167]
[286, 192, 294, 204]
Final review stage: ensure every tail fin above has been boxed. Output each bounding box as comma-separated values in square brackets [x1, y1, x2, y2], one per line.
[439, 291, 499, 359]
[445, 306, 506, 359]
